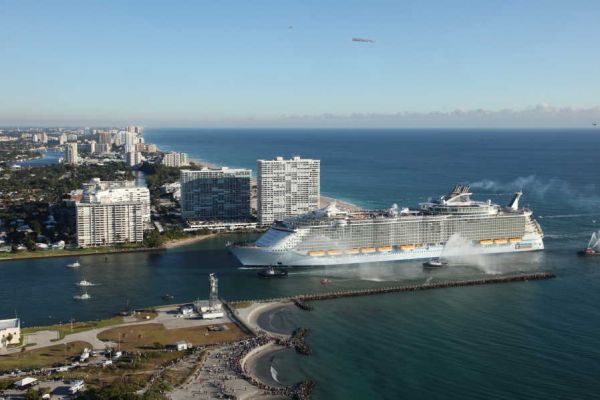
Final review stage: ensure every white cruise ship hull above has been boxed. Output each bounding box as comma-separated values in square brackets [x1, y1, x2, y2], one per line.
[229, 235, 544, 267]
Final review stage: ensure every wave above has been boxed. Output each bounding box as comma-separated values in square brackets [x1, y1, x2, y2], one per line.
[539, 213, 600, 219]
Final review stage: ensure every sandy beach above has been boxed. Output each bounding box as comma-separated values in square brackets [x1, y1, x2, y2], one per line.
[161, 233, 217, 249]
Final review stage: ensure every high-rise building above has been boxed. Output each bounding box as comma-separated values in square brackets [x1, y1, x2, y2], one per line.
[127, 125, 144, 135]
[58, 133, 67, 145]
[76, 178, 150, 247]
[124, 131, 137, 153]
[89, 140, 96, 154]
[180, 168, 251, 221]
[97, 143, 111, 154]
[126, 151, 143, 166]
[98, 131, 112, 145]
[162, 152, 189, 167]
[257, 156, 320, 225]
[65, 143, 78, 165]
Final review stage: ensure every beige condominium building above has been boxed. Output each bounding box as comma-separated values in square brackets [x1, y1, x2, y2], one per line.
[257, 156, 320, 225]
[65, 142, 78, 165]
[76, 179, 150, 247]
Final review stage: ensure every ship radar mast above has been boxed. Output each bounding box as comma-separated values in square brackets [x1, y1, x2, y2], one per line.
[442, 185, 473, 205]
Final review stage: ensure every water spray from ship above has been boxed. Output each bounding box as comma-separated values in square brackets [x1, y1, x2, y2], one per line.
[441, 234, 520, 275]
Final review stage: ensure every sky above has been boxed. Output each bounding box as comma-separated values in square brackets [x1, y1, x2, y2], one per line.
[1, 0, 600, 127]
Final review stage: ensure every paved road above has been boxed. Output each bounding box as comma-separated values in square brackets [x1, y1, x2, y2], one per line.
[1, 306, 233, 354]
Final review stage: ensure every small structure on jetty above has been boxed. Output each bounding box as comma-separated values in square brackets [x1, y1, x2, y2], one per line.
[195, 273, 225, 319]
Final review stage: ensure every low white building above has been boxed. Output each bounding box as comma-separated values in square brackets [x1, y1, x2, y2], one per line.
[0, 318, 20, 348]
[175, 341, 191, 351]
[14, 377, 37, 389]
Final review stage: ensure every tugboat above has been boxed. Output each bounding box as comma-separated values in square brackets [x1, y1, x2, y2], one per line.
[66, 261, 80, 268]
[578, 231, 600, 256]
[257, 266, 288, 278]
[422, 258, 449, 268]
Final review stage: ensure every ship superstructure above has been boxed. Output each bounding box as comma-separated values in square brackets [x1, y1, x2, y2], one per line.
[229, 185, 544, 266]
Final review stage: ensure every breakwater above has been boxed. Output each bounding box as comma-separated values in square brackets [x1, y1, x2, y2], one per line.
[231, 272, 556, 306]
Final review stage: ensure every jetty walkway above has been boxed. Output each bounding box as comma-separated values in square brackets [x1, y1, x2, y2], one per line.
[230, 271, 555, 306]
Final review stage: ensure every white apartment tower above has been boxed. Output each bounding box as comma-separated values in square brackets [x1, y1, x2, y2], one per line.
[65, 143, 78, 165]
[257, 156, 320, 225]
[126, 151, 143, 167]
[76, 179, 150, 247]
[124, 131, 137, 153]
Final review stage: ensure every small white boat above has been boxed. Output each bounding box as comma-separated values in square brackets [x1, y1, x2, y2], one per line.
[76, 280, 94, 287]
[422, 258, 448, 268]
[66, 261, 80, 268]
[73, 291, 91, 300]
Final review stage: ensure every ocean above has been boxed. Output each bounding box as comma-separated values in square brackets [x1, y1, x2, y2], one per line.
[2, 128, 600, 399]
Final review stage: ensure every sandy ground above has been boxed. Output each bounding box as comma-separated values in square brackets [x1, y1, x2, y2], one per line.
[241, 342, 288, 388]
[161, 234, 217, 249]
[168, 344, 285, 400]
[319, 195, 362, 212]
[235, 302, 292, 339]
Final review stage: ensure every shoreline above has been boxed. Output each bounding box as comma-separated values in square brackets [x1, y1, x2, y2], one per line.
[241, 341, 289, 389]
[186, 154, 363, 212]
[0, 233, 219, 262]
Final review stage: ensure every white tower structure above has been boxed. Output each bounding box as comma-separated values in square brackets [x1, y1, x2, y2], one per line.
[208, 273, 219, 309]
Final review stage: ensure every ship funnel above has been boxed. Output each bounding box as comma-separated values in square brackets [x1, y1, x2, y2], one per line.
[508, 191, 523, 210]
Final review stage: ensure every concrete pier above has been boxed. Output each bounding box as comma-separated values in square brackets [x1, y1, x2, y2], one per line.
[231, 272, 556, 307]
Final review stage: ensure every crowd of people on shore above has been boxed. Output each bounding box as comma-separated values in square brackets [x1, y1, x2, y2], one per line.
[215, 334, 314, 400]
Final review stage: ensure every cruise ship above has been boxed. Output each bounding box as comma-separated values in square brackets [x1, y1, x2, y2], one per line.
[229, 185, 544, 267]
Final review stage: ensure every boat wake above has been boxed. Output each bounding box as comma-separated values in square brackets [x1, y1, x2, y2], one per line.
[270, 365, 281, 383]
[539, 213, 600, 219]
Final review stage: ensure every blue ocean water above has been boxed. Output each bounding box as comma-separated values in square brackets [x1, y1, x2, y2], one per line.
[1, 129, 600, 399]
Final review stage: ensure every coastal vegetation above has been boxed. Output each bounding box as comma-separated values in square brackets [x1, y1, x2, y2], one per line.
[0, 163, 134, 251]
[0, 341, 90, 370]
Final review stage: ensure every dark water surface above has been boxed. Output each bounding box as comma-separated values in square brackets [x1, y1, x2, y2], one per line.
[2, 129, 600, 399]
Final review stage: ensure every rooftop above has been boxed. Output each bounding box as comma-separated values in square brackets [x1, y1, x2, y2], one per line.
[0, 318, 20, 330]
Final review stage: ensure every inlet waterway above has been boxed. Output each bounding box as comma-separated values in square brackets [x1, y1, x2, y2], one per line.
[2, 129, 600, 399]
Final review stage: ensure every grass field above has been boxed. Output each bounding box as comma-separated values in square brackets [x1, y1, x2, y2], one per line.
[97, 323, 248, 351]
[0, 341, 90, 370]
[22, 316, 127, 341]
